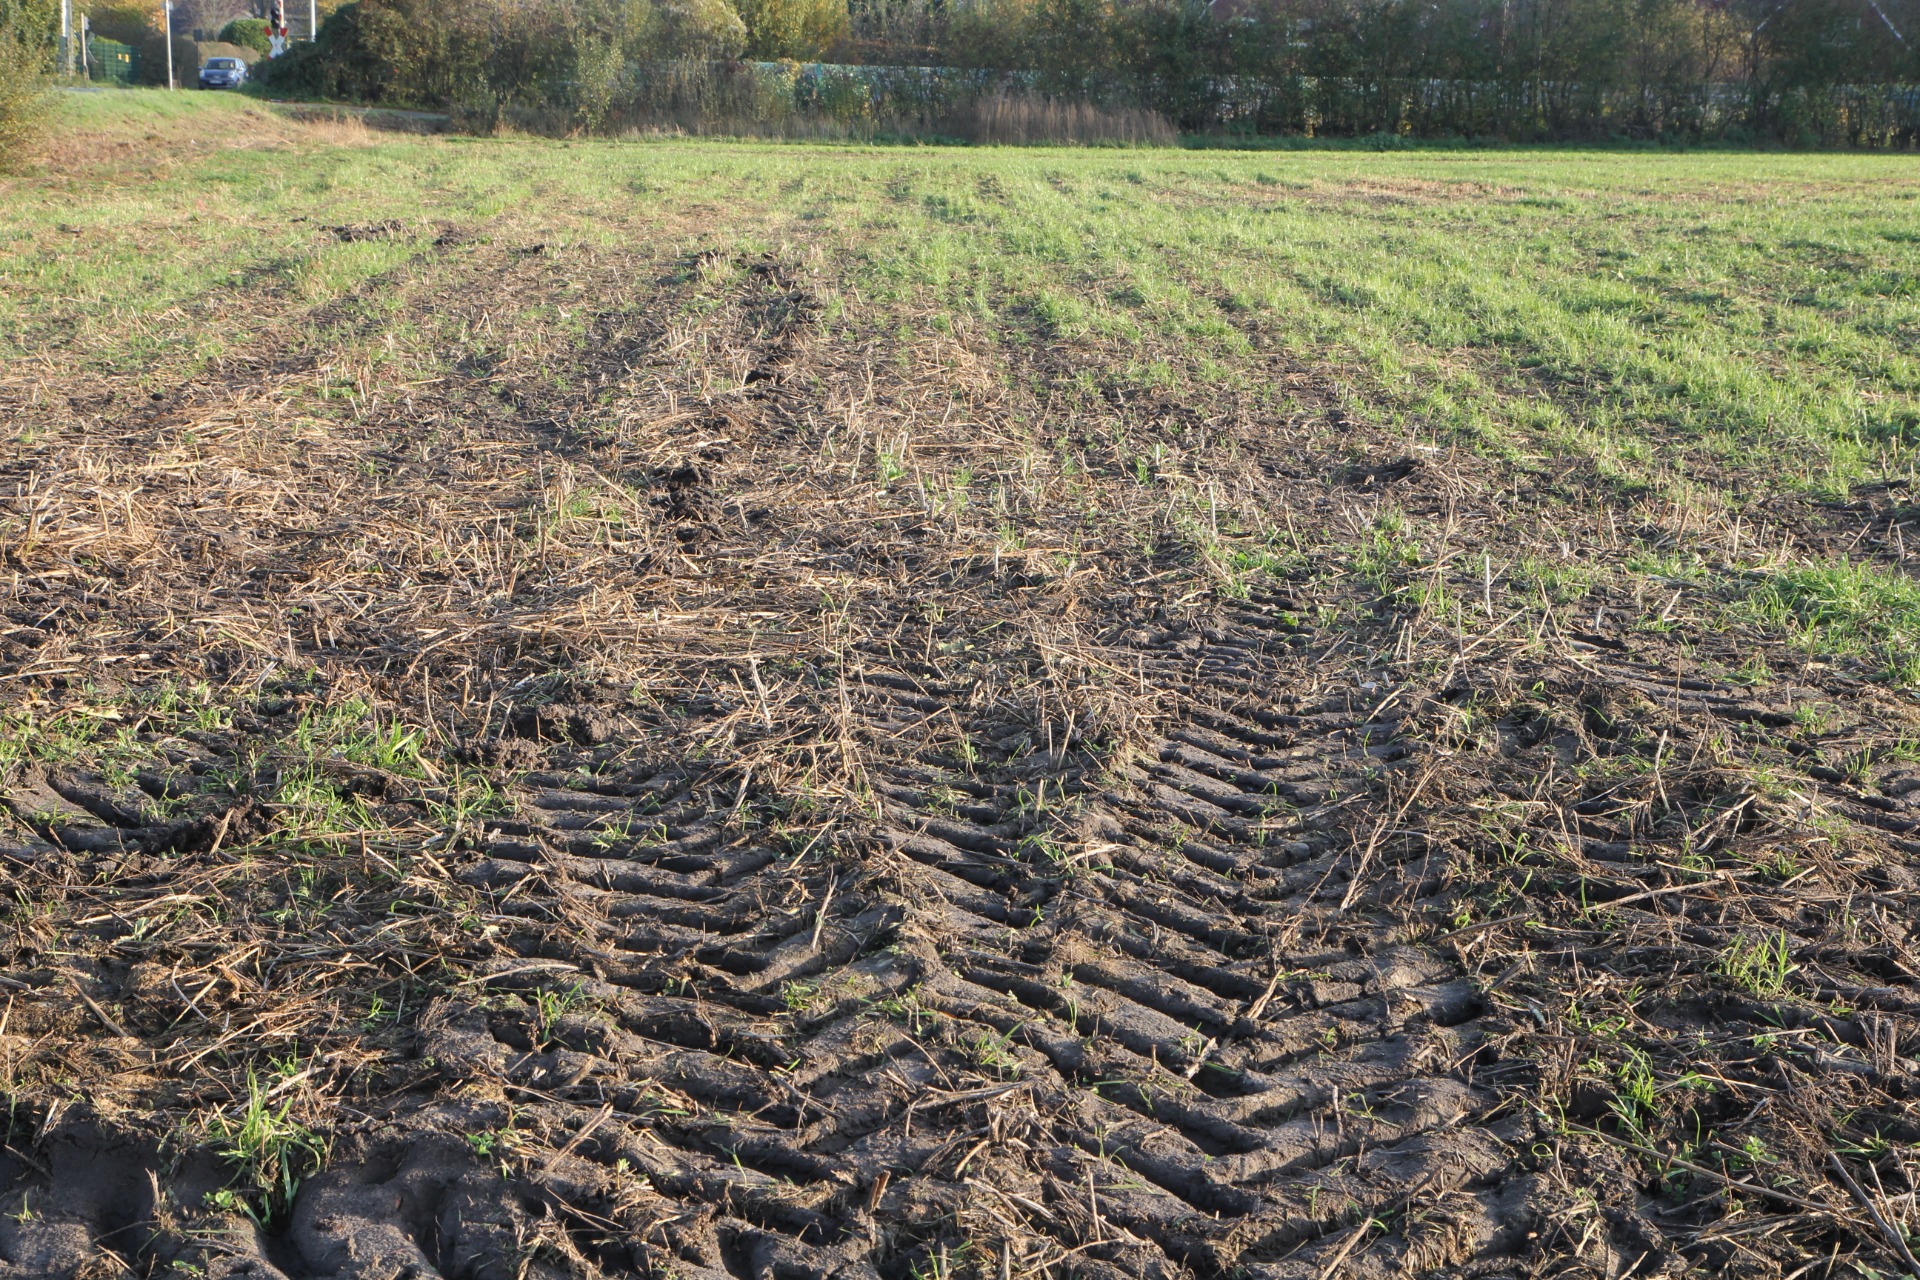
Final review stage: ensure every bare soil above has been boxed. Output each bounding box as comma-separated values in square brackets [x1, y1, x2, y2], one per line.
[1, 224, 1917, 1280]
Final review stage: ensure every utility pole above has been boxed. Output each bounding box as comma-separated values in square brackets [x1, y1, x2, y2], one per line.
[163, 0, 174, 88]
[308, 0, 316, 41]
[59, 0, 72, 76]
[80, 14, 90, 77]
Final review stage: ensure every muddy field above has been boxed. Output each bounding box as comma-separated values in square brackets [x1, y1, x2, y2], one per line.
[2, 100, 1919, 1280]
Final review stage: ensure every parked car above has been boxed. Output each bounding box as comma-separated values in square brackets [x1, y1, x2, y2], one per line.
[198, 57, 248, 89]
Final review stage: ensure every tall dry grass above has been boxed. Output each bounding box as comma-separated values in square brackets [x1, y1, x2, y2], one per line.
[587, 69, 1179, 146]
[467, 61, 1180, 145]
[950, 91, 1176, 146]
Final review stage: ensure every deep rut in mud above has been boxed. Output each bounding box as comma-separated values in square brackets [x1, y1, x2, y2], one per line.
[2, 234, 1918, 1280]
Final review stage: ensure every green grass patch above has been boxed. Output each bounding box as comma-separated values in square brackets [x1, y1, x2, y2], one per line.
[1718, 929, 1797, 999]
[1739, 561, 1920, 686]
[201, 1067, 330, 1227]
[6, 94, 1920, 511]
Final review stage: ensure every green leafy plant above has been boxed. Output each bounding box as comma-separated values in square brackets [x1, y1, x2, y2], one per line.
[204, 1071, 329, 1227]
[961, 1025, 1023, 1078]
[0, 0, 50, 174]
[1719, 930, 1796, 998]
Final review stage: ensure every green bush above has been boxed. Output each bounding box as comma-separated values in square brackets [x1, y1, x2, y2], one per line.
[263, 0, 745, 114]
[132, 32, 198, 85]
[0, 0, 53, 171]
[256, 4, 372, 98]
[84, 0, 175, 85]
[735, 0, 846, 60]
[84, 0, 156, 46]
[219, 17, 272, 55]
